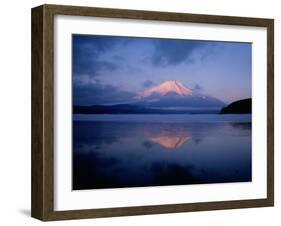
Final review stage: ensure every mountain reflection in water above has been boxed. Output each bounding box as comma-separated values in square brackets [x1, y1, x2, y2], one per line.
[148, 131, 192, 149]
[73, 115, 252, 190]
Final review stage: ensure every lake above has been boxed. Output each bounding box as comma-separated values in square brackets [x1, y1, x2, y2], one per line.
[73, 114, 252, 190]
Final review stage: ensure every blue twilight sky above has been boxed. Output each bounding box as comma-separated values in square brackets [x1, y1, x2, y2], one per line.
[72, 34, 252, 106]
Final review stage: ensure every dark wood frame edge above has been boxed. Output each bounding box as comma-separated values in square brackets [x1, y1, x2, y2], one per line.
[31, 4, 274, 221]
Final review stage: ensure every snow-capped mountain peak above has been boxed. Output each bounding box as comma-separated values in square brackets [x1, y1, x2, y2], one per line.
[134, 80, 225, 108]
[139, 80, 192, 98]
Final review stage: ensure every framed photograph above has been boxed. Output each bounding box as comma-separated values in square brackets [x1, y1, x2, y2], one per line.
[31, 4, 274, 221]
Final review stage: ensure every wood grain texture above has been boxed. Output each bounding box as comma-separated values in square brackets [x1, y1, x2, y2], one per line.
[31, 5, 44, 220]
[31, 5, 55, 220]
[45, 4, 272, 26]
[31, 4, 274, 221]
[267, 19, 274, 205]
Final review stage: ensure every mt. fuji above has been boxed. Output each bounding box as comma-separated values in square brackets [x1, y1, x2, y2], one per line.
[138, 80, 193, 98]
[135, 80, 225, 109]
[73, 80, 226, 114]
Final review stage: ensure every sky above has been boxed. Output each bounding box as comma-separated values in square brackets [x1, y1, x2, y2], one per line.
[72, 34, 252, 106]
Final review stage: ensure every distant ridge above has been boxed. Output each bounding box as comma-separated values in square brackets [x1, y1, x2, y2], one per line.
[73, 104, 220, 115]
[220, 98, 252, 114]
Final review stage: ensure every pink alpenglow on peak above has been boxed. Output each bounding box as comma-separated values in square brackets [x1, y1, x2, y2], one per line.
[139, 80, 193, 98]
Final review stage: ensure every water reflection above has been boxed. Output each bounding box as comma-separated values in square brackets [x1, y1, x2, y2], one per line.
[148, 131, 192, 149]
[73, 116, 252, 190]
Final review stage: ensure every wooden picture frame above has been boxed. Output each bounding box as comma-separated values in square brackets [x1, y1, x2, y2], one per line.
[31, 4, 274, 221]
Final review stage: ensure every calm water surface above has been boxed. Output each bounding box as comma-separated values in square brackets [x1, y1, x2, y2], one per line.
[73, 114, 251, 190]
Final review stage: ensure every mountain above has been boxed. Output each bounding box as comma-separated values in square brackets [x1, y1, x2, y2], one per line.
[138, 80, 192, 98]
[74, 80, 227, 114]
[220, 98, 252, 114]
[135, 80, 225, 109]
[73, 104, 220, 114]
[74, 104, 154, 114]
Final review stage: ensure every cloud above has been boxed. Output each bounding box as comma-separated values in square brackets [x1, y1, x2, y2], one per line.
[151, 39, 207, 66]
[72, 35, 121, 76]
[193, 84, 202, 92]
[73, 74, 100, 86]
[142, 80, 155, 88]
[73, 83, 136, 106]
